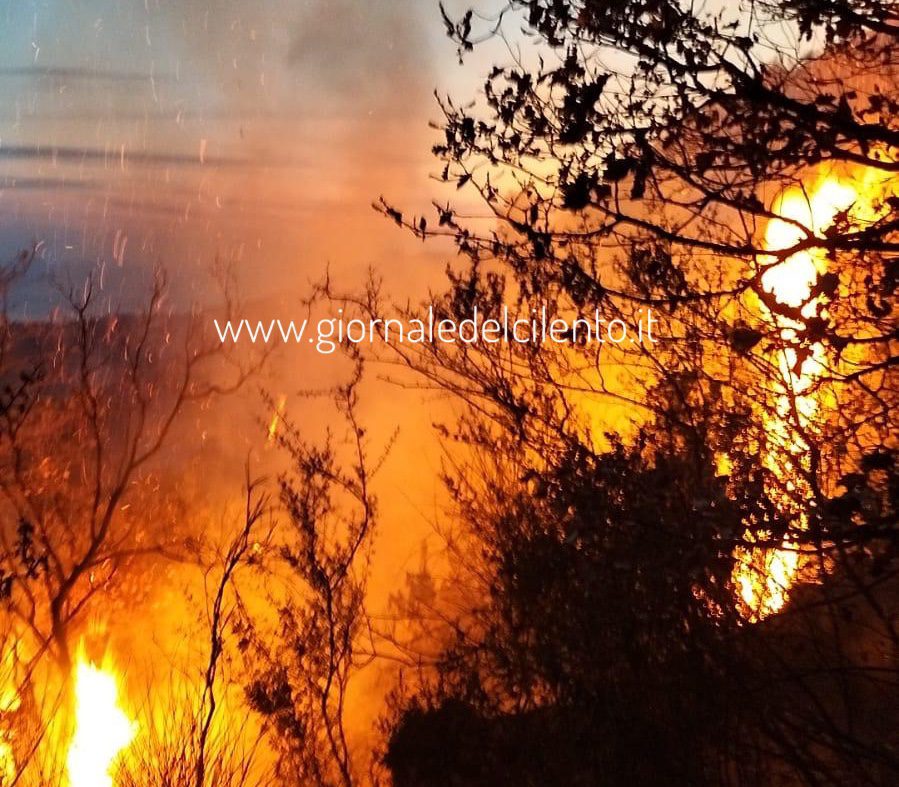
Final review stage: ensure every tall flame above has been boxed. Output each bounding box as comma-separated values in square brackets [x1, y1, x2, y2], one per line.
[734, 173, 872, 618]
[66, 650, 137, 787]
[0, 682, 19, 784]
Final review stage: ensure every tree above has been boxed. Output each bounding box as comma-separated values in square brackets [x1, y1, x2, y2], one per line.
[243, 359, 391, 787]
[378, 1, 899, 784]
[0, 255, 265, 785]
[0, 267, 258, 674]
[119, 475, 272, 787]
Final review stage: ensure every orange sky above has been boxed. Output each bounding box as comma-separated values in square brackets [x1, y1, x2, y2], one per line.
[0, 1, 510, 312]
[0, 2, 494, 614]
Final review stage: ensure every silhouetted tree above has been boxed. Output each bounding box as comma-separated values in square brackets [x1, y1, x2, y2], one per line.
[0, 267, 257, 675]
[0, 256, 265, 785]
[378, 1, 899, 784]
[244, 359, 390, 787]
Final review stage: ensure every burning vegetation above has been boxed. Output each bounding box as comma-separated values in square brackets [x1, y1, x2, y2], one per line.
[734, 169, 896, 618]
[67, 649, 137, 787]
[0, 1, 898, 787]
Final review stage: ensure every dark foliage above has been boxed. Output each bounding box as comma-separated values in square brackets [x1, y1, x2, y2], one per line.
[380, 1, 899, 785]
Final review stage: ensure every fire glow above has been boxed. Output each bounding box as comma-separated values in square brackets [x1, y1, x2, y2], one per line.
[66, 649, 137, 787]
[267, 394, 288, 444]
[0, 657, 19, 785]
[733, 169, 885, 619]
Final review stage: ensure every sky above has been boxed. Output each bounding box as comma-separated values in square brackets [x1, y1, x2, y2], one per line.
[0, 0, 569, 650]
[0, 0, 821, 318]
[0, 1, 532, 639]
[0, 0, 498, 315]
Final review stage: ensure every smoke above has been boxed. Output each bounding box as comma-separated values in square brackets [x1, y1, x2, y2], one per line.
[143, 0, 432, 117]
[287, 0, 431, 116]
[1, 0, 441, 310]
[1, 0, 449, 526]
[1, 2, 455, 764]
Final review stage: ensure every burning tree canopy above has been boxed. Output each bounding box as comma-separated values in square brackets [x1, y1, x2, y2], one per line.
[0, 254, 270, 787]
[0, 1, 897, 787]
[376, 1, 899, 785]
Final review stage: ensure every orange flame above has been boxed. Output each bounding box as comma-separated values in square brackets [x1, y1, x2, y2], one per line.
[66, 647, 136, 787]
[0, 648, 21, 783]
[267, 395, 288, 444]
[733, 170, 886, 618]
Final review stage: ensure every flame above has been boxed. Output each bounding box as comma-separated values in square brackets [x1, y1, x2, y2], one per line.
[267, 394, 287, 444]
[66, 649, 137, 787]
[733, 171, 884, 618]
[0, 697, 18, 785]
[0, 649, 21, 783]
[760, 179, 858, 309]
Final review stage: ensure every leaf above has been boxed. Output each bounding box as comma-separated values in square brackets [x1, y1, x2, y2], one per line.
[603, 156, 633, 182]
[729, 325, 763, 353]
[810, 272, 839, 298]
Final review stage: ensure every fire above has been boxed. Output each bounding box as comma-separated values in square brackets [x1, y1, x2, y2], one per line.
[760, 179, 858, 309]
[0, 648, 21, 783]
[733, 171, 881, 618]
[267, 394, 287, 444]
[66, 650, 137, 787]
[0, 687, 18, 784]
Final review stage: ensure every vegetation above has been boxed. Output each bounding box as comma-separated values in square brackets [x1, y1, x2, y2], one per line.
[1, 1, 897, 786]
[374, 1, 899, 784]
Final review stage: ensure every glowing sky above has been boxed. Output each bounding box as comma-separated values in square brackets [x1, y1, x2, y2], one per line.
[0, 0, 490, 314]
